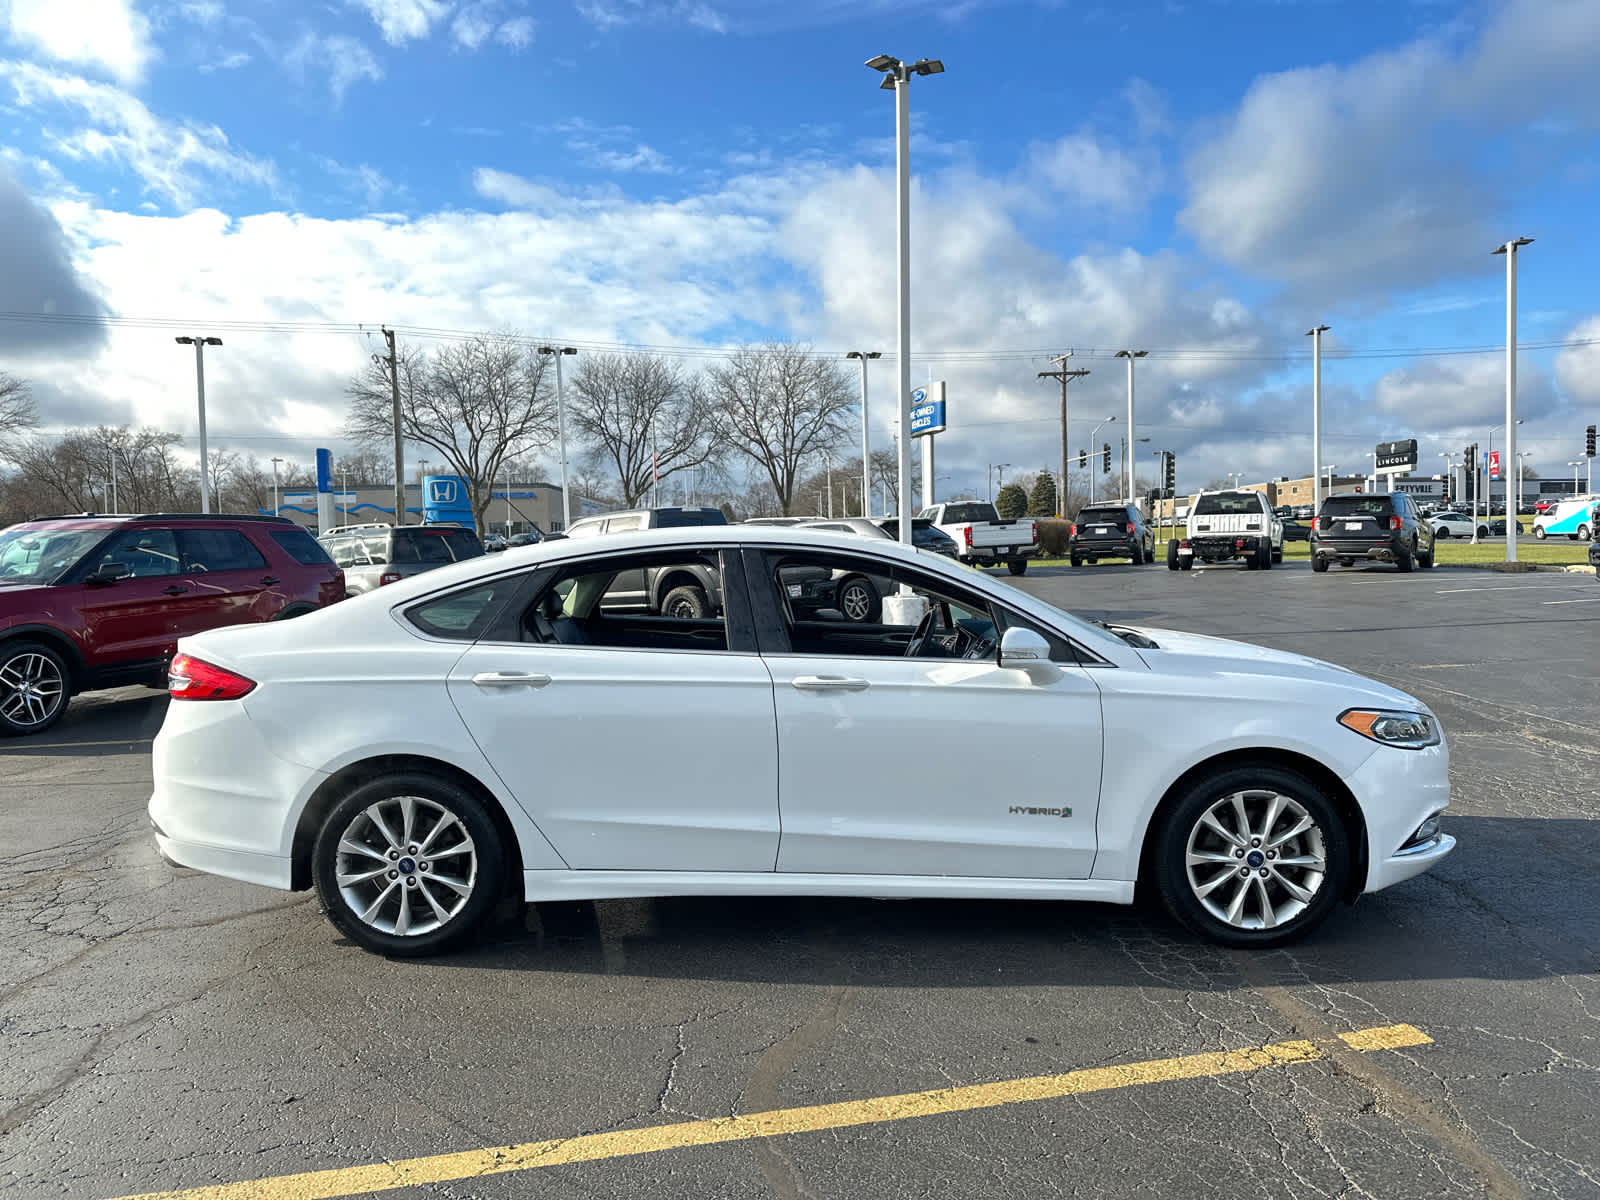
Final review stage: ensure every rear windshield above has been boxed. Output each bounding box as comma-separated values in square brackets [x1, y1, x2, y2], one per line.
[654, 509, 728, 528]
[392, 528, 484, 563]
[1076, 508, 1129, 524]
[1320, 496, 1396, 517]
[1192, 493, 1262, 516]
[938, 503, 998, 524]
[268, 527, 335, 565]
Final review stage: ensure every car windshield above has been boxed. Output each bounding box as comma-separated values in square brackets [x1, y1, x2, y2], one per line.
[0, 526, 108, 584]
[1192, 494, 1260, 515]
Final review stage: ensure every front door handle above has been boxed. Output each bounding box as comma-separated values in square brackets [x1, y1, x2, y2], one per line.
[472, 671, 552, 689]
[162, 586, 187, 596]
[260, 576, 280, 586]
[791, 675, 870, 693]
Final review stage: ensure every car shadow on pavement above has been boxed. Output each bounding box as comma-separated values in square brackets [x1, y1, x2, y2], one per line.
[422, 814, 1596, 990]
[4, 686, 166, 755]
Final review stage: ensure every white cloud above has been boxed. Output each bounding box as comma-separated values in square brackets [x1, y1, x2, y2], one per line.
[1024, 131, 1153, 215]
[451, 3, 536, 51]
[4, 0, 153, 84]
[549, 117, 675, 174]
[196, 51, 250, 74]
[1554, 316, 1600, 408]
[348, 0, 449, 45]
[284, 33, 383, 103]
[496, 16, 534, 48]
[1374, 353, 1558, 431]
[575, 0, 727, 32]
[0, 61, 275, 207]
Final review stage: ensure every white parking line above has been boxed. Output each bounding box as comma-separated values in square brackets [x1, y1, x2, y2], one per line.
[1542, 596, 1600, 605]
[1434, 584, 1592, 594]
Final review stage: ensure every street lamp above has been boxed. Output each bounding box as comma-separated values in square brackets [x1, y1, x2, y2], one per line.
[867, 52, 944, 542]
[1306, 324, 1330, 510]
[991, 462, 1012, 503]
[1122, 436, 1151, 499]
[1115, 350, 1147, 504]
[1478, 419, 1524, 543]
[1493, 237, 1532, 561]
[846, 351, 882, 518]
[1569, 461, 1585, 492]
[174, 335, 222, 512]
[1086, 415, 1116, 502]
[1323, 465, 1337, 495]
[270, 456, 283, 516]
[1227, 471, 1244, 489]
[538, 346, 579, 529]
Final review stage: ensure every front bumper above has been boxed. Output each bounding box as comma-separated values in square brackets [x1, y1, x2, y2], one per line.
[1344, 740, 1454, 893]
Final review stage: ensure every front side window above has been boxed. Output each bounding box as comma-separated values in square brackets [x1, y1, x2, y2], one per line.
[90, 528, 180, 578]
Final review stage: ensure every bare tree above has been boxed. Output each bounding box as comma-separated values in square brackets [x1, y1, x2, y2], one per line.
[1, 425, 194, 521]
[703, 344, 854, 515]
[0, 372, 36, 446]
[334, 447, 397, 486]
[568, 352, 721, 506]
[345, 333, 555, 536]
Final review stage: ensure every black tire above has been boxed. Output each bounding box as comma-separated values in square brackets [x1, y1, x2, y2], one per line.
[1167, 540, 1179, 571]
[1258, 540, 1273, 570]
[1533, 526, 1546, 540]
[1311, 554, 1329, 573]
[1070, 554, 1082, 568]
[1151, 764, 1350, 948]
[1419, 542, 1434, 568]
[1395, 542, 1414, 572]
[835, 574, 882, 623]
[660, 584, 711, 620]
[1245, 552, 1260, 570]
[1580, 524, 1593, 542]
[0, 639, 71, 737]
[1178, 556, 1193, 571]
[312, 772, 507, 957]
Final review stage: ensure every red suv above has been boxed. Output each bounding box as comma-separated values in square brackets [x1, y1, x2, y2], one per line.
[0, 514, 344, 736]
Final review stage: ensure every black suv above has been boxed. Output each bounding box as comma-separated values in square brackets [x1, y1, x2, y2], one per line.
[1069, 504, 1156, 566]
[1312, 492, 1435, 573]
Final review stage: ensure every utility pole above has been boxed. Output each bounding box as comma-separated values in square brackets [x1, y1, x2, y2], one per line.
[1038, 354, 1090, 518]
[381, 327, 405, 526]
[270, 456, 282, 517]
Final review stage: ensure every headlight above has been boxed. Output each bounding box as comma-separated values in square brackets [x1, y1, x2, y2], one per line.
[1337, 709, 1440, 749]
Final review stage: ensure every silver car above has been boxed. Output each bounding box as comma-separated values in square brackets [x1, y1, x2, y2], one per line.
[318, 523, 484, 596]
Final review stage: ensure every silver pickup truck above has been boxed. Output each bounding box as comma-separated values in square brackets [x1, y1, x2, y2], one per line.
[919, 502, 1039, 576]
[1168, 490, 1283, 571]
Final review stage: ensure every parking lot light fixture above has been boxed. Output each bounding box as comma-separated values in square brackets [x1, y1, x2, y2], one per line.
[847, 351, 882, 518]
[175, 336, 222, 513]
[1494, 238, 1532, 561]
[1115, 351, 1147, 503]
[538, 346, 579, 528]
[1086, 415, 1116, 502]
[866, 53, 945, 542]
[1306, 325, 1330, 509]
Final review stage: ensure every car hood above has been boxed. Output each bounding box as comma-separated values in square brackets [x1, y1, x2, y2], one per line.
[1123, 625, 1426, 709]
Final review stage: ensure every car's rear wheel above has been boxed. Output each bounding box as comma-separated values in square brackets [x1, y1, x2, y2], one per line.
[1153, 765, 1349, 948]
[1070, 553, 1083, 568]
[660, 584, 711, 620]
[1166, 540, 1179, 571]
[1310, 554, 1328, 573]
[1007, 560, 1028, 576]
[312, 773, 506, 957]
[1395, 541, 1414, 572]
[1580, 524, 1593, 542]
[836, 575, 881, 622]
[1179, 556, 1193, 571]
[1435, 527, 1450, 538]
[0, 640, 70, 737]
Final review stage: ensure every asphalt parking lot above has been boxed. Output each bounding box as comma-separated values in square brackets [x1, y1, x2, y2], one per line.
[3, 559, 1597, 1200]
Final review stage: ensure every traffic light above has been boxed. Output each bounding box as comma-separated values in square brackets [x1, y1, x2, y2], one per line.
[1077, 448, 1087, 470]
[1587, 424, 1596, 457]
[1163, 452, 1176, 492]
[1102, 443, 1111, 473]
[1466, 443, 1476, 475]
[1443, 471, 1454, 503]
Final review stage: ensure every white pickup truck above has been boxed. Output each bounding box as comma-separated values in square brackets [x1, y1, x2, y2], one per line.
[1168, 489, 1283, 571]
[918, 502, 1039, 576]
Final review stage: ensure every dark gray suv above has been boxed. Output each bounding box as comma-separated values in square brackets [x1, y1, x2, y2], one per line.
[1312, 493, 1435, 573]
[560, 506, 730, 617]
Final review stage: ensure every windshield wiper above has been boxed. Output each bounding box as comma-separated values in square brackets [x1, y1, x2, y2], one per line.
[1095, 621, 1160, 650]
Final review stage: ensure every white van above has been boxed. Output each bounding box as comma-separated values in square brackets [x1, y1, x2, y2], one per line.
[1532, 496, 1598, 541]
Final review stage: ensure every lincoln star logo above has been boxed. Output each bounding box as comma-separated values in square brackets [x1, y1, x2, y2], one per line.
[1009, 805, 1072, 818]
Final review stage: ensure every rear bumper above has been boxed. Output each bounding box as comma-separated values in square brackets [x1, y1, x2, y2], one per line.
[1188, 535, 1267, 556]
[961, 546, 1038, 560]
[1313, 536, 1406, 560]
[1071, 539, 1140, 557]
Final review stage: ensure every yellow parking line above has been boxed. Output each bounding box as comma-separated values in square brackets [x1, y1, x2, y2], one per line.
[110, 1024, 1430, 1200]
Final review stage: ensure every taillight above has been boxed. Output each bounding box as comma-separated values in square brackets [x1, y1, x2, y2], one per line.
[1316, 516, 1330, 532]
[962, 527, 973, 548]
[1126, 522, 1136, 534]
[379, 571, 403, 586]
[1069, 523, 1077, 536]
[169, 653, 255, 701]
[1389, 516, 1402, 531]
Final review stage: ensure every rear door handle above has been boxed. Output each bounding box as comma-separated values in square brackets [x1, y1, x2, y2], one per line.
[472, 671, 552, 689]
[260, 576, 279, 586]
[162, 586, 187, 596]
[791, 675, 870, 693]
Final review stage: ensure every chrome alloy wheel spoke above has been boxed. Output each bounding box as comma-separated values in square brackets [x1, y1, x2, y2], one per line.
[1186, 789, 1326, 931]
[0, 653, 64, 728]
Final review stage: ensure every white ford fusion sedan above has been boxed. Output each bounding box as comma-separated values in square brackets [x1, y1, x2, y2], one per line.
[150, 525, 1453, 957]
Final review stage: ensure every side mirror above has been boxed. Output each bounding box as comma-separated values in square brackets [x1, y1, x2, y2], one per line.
[998, 626, 1061, 683]
[86, 562, 132, 585]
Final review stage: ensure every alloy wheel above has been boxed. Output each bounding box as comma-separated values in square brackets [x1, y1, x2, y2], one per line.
[1183, 788, 1327, 931]
[840, 582, 873, 622]
[0, 651, 66, 730]
[332, 795, 478, 937]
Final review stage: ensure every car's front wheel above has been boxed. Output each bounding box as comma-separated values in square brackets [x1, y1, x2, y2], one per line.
[1153, 765, 1349, 947]
[312, 772, 506, 957]
[0, 640, 70, 737]
[1533, 526, 1546, 540]
[835, 574, 881, 622]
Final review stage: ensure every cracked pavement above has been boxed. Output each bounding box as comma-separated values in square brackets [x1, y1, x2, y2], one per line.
[1, 561, 1596, 1199]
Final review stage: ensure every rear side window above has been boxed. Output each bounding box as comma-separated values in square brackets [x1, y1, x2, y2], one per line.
[405, 579, 520, 640]
[1321, 496, 1395, 517]
[269, 527, 335, 566]
[606, 514, 647, 532]
[179, 529, 268, 574]
[1192, 494, 1262, 516]
[392, 528, 483, 563]
[654, 509, 728, 528]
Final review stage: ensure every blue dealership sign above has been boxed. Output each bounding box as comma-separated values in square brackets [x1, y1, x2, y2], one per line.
[422, 475, 474, 526]
[909, 380, 947, 438]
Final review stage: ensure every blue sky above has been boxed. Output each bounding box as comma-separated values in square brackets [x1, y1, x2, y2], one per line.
[2, 0, 1598, 499]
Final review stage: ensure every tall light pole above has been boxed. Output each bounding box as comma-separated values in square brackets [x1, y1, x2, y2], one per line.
[175, 335, 222, 513]
[1323, 464, 1337, 495]
[270, 456, 283, 516]
[1086, 415, 1116, 503]
[1114, 350, 1146, 504]
[994, 462, 1012, 502]
[1492, 237, 1532, 560]
[1038, 354, 1090, 517]
[846, 351, 882, 518]
[1306, 324, 1330, 511]
[1479, 419, 1523, 543]
[867, 52, 944, 542]
[538, 346, 578, 529]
